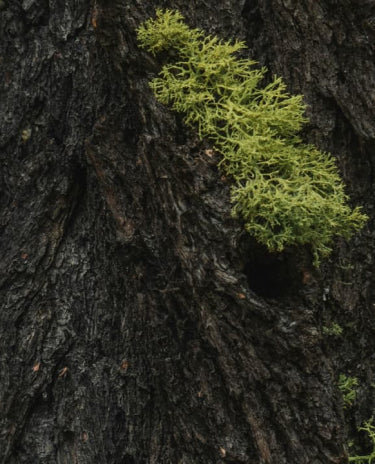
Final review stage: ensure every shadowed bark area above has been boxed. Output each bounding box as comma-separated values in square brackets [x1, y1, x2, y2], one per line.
[0, 0, 374, 463]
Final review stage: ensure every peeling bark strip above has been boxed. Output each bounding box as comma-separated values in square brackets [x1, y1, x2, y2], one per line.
[0, 1, 374, 463]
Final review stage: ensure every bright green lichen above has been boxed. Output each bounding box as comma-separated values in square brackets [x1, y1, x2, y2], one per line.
[349, 418, 375, 463]
[338, 374, 358, 408]
[137, 9, 367, 265]
[323, 322, 344, 337]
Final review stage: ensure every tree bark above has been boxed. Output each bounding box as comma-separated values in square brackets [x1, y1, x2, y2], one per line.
[1, 0, 374, 463]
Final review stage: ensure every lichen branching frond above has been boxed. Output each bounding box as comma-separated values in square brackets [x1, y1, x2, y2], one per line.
[137, 9, 367, 266]
[349, 418, 375, 463]
[137, 9, 203, 55]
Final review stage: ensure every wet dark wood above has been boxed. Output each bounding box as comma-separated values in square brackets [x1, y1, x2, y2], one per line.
[1, 0, 374, 462]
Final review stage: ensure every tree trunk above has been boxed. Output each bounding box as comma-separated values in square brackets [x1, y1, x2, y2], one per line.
[1, 0, 374, 463]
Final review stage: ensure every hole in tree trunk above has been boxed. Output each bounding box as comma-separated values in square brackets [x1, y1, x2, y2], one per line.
[242, 243, 304, 298]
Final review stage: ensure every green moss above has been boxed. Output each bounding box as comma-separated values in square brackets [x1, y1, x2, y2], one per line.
[137, 9, 367, 266]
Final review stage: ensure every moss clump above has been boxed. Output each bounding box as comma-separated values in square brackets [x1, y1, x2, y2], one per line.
[137, 9, 367, 265]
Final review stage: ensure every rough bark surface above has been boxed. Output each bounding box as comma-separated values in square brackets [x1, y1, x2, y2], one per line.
[1, 0, 374, 463]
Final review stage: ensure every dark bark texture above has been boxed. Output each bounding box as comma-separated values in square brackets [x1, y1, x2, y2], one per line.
[1, 0, 375, 463]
